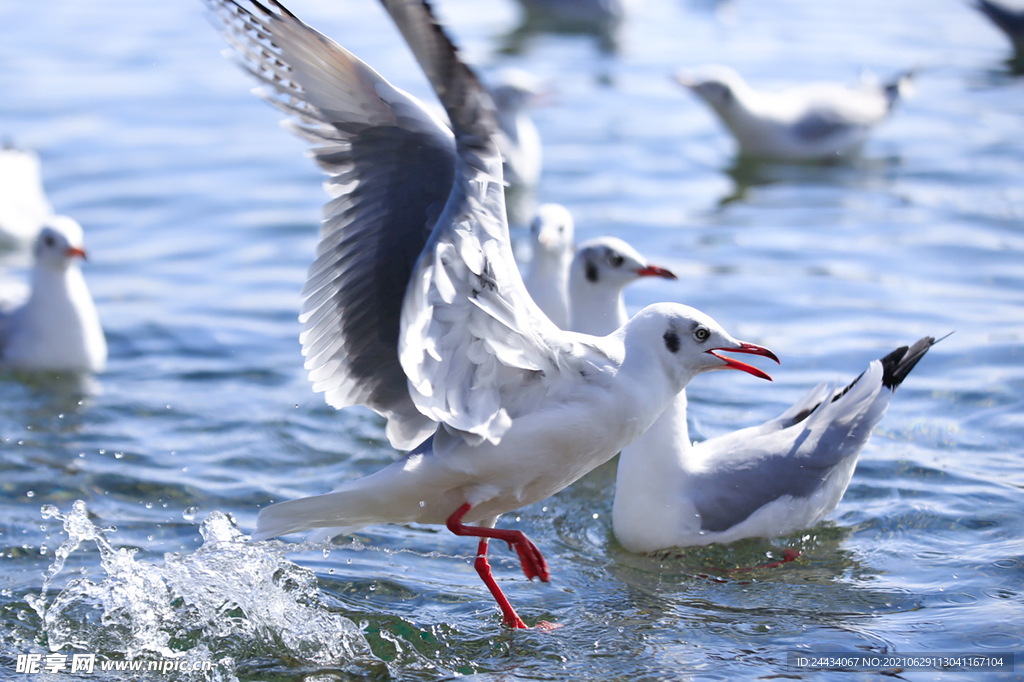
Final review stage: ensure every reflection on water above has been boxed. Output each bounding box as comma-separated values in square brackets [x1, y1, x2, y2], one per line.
[718, 155, 898, 207]
[500, 0, 625, 54]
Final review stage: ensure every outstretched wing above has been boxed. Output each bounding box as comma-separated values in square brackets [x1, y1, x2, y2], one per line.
[207, 0, 458, 450]
[379, 0, 578, 446]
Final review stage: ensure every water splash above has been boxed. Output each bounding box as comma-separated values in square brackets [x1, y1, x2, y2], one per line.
[29, 501, 372, 674]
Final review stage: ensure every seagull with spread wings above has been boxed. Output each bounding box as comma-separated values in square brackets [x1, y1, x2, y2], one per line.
[206, 0, 778, 628]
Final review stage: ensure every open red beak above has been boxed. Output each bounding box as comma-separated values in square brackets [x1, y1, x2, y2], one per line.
[636, 264, 677, 280]
[65, 247, 87, 260]
[706, 342, 779, 381]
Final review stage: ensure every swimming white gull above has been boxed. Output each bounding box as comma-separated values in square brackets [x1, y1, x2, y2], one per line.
[566, 236, 937, 552]
[207, 0, 778, 628]
[0, 146, 54, 246]
[0, 216, 107, 373]
[676, 65, 913, 163]
[523, 203, 575, 328]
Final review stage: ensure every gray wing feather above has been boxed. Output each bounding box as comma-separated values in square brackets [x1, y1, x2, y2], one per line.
[207, 0, 457, 449]
[791, 110, 855, 142]
[379, 0, 569, 445]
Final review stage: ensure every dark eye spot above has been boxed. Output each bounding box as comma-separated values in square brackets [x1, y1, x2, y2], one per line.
[43, 235, 55, 247]
[609, 253, 624, 267]
[693, 326, 710, 342]
[585, 261, 599, 283]
[664, 330, 680, 354]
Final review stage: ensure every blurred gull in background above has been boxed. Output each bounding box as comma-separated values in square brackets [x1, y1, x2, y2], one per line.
[676, 65, 914, 163]
[489, 68, 547, 226]
[491, 68, 545, 192]
[207, 0, 778, 628]
[566, 235, 938, 552]
[0, 216, 107, 373]
[523, 203, 574, 328]
[0, 146, 54, 246]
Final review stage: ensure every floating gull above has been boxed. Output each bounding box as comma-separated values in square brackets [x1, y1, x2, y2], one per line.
[0, 216, 107, 373]
[676, 65, 913, 162]
[566, 236, 937, 552]
[523, 203, 575, 328]
[0, 146, 54, 245]
[207, 0, 777, 628]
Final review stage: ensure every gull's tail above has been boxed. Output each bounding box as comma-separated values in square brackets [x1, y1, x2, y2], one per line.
[252, 438, 452, 542]
[779, 334, 941, 429]
[880, 335, 941, 389]
[253, 466, 428, 541]
[253, 491, 369, 542]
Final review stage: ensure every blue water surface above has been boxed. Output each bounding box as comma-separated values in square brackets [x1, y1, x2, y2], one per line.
[0, 0, 1022, 680]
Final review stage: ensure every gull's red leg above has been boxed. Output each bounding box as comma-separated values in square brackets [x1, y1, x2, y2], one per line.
[472, 537, 528, 629]
[446, 503, 550, 581]
[446, 503, 550, 629]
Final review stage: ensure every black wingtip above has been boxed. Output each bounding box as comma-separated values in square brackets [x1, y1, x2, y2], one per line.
[880, 332, 949, 390]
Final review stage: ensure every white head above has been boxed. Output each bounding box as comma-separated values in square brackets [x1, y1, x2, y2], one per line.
[570, 236, 676, 293]
[568, 236, 677, 335]
[529, 203, 575, 262]
[621, 302, 778, 392]
[34, 216, 87, 271]
[675, 65, 749, 114]
[490, 68, 546, 117]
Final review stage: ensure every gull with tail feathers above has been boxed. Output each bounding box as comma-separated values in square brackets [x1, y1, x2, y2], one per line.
[564, 233, 940, 552]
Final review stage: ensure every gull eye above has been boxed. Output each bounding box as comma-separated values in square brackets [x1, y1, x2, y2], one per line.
[693, 326, 710, 343]
[43, 235, 56, 248]
[608, 252, 624, 267]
